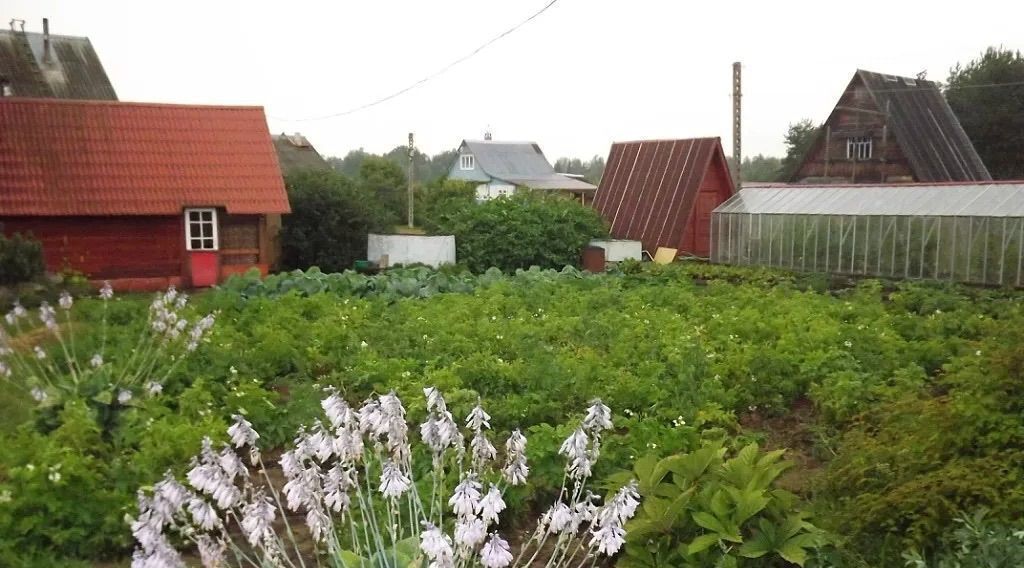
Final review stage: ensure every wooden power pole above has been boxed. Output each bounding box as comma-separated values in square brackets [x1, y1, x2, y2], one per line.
[732, 62, 742, 183]
[407, 132, 415, 228]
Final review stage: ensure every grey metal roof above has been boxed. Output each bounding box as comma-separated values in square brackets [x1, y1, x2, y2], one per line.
[0, 30, 117, 100]
[272, 133, 330, 174]
[714, 183, 1024, 217]
[857, 70, 990, 183]
[461, 140, 597, 191]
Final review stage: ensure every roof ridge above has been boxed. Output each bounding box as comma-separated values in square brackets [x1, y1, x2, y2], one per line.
[610, 136, 722, 145]
[0, 98, 266, 111]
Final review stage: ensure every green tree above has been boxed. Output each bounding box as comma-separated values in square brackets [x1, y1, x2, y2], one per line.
[417, 178, 477, 233]
[329, 148, 371, 178]
[554, 155, 606, 184]
[741, 154, 783, 182]
[357, 156, 408, 222]
[433, 191, 607, 272]
[779, 119, 821, 181]
[946, 47, 1024, 180]
[280, 170, 394, 272]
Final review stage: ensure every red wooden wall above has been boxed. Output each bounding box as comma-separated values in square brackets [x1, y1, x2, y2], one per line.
[679, 152, 733, 257]
[0, 216, 182, 279]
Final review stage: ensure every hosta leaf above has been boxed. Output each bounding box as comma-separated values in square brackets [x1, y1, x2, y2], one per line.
[686, 533, 720, 555]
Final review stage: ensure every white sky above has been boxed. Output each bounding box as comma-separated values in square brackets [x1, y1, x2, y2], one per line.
[7, 0, 1023, 161]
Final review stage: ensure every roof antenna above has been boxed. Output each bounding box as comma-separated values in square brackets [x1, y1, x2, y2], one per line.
[9, 19, 25, 32]
[484, 126, 492, 141]
[916, 70, 927, 80]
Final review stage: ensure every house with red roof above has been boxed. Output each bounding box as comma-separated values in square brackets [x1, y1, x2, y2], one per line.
[0, 98, 290, 290]
[592, 138, 735, 258]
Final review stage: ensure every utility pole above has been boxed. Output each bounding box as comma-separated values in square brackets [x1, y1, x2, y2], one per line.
[407, 132, 415, 228]
[732, 62, 742, 183]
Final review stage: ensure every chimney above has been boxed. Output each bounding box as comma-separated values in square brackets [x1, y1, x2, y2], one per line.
[484, 128, 492, 141]
[42, 18, 50, 62]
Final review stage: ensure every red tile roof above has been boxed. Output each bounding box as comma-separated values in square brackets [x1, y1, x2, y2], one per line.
[593, 138, 735, 252]
[0, 98, 290, 216]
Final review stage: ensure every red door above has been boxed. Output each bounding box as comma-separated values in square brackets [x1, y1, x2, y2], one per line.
[189, 251, 219, 287]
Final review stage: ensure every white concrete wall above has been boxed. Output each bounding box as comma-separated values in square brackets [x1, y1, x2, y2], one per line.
[589, 239, 643, 262]
[367, 234, 456, 268]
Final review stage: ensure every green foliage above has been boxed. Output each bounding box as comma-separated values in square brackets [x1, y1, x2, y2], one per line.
[281, 169, 395, 272]
[432, 191, 607, 272]
[946, 47, 1024, 180]
[552, 155, 606, 184]
[358, 155, 408, 221]
[740, 155, 782, 182]
[0, 233, 45, 285]
[778, 119, 821, 181]
[904, 509, 1024, 568]
[609, 443, 826, 567]
[417, 178, 477, 233]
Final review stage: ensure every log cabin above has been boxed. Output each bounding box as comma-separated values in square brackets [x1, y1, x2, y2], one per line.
[788, 70, 991, 184]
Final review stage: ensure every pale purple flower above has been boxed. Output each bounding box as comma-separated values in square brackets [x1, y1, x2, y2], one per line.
[195, 534, 225, 568]
[324, 464, 354, 513]
[583, 399, 613, 432]
[590, 523, 626, 555]
[559, 428, 592, 479]
[466, 403, 491, 431]
[99, 281, 113, 300]
[58, 291, 73, 310]
[455, 517, 488, 549]
[188, 497, 220, 531]
[502, 430, 529, 486]
[479, 533, 513, 568]
[545, 502, 573, 534]
[420, 523, 455, 566]
[283, 465, 320, 511]
[227, 415, 260, 449]
[240, 491, 275, 547]
[378, 460, 411, 499]
[449, 476, 482, 518]
[306, 506, 330, 543]
[477, 484, 506, 525]
[470, 431, 497, 470]
[33, 346, 46, 360]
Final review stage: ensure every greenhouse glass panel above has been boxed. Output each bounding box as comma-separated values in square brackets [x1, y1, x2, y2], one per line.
[712, 184, 1024, 287]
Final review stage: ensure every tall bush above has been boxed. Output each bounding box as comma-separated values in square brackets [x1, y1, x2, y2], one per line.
[0, 233, 45, 285]
[434, 191, 607, 272]
[281, 170, 395, 272]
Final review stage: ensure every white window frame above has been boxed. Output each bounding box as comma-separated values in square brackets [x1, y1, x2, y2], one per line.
[460, 154, 475, 170]
[846, 136, 873, 161]
[184, 208, 219, 251]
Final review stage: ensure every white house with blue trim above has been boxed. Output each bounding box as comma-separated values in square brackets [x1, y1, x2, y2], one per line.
[447, 139, 597, 202]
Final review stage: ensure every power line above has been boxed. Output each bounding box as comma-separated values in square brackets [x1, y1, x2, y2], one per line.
[269, 0, 560, 123]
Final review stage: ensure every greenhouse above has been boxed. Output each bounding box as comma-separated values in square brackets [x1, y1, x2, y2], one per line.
[710, 183, 1024, 287]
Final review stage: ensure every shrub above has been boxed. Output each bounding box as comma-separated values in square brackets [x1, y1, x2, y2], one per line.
[281, 170, 395, 272]
[904, 509, 1024, 568]
[417, 178, 477, 232]
[0, 233, 45, 285]
[433, 191, 607, 272]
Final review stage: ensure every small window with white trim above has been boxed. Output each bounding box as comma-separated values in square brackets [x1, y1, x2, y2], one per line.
[846, 137, 873, 161]
[185, 208, 218, 250]
[460, 154, 475, 170]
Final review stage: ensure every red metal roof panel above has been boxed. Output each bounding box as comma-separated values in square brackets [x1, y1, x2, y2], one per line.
[0, 98, 290, 216]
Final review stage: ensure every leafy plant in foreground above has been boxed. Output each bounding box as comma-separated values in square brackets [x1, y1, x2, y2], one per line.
[610, 443, 826, 567]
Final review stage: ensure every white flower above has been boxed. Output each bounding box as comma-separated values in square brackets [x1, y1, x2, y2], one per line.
[559, 428, 592, 479]
[466, 403, 491, 431]
[455, 517, 487, 548]
[0, 361, 10, 378]
[0, 490, 11, 503]
[33, 346, 46, 360]
[147, 381, 163, 396]
[118, 389, 133, 404]
[240, 491, 275, 547]
[360, 340, 368, 348]
[90, 353, 104, 368]
[227, 415, 260, 449]
[48, 470, 62, 483]
[477, 484, 506, 525]
[590, 523, 626, 555]
[99, 281, 113, 300]
[58, 291, 73, 310]
[188, 498, 220, 531]
[424, 386, 447, 412]
[502, 430, 529, 486]
[420, 524, 455, 565]
[378, 460, 411, 499]
[449, 476, 482, 518]
[479, 533, 513, 568]
[195, 534, 225, 568]
[30, 387, 47, 402]
[38, 302, 57, 330]
[583, 399, 613, 432]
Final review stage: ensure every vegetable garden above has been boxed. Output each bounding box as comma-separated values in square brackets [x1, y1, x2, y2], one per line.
[2, 263, 1023, 566]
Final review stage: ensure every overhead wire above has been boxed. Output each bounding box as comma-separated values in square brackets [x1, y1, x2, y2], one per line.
[268, 0, 560, 123]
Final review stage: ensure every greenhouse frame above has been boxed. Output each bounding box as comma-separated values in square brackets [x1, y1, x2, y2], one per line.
[710, 183, 1024, 287]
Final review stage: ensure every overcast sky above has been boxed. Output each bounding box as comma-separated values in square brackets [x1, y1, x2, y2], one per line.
[7, 0, 1023, 162]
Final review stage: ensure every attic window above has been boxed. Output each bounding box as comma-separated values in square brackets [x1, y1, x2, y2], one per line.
[883, 74, 899, 82]
[185, 208, 218, 251]
[460, 154, 475, 170]
[846, 137, 873, 161]
[903, 77, 917, 87]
